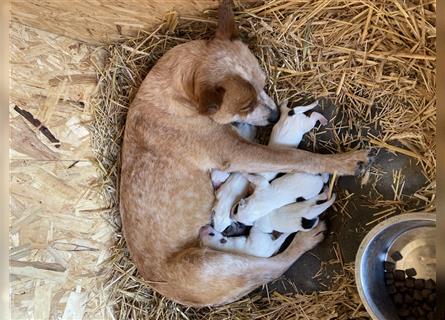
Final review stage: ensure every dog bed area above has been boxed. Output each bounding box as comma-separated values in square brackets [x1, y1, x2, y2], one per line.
[91, 1, 435, 319]
[10, 0, 435, 319]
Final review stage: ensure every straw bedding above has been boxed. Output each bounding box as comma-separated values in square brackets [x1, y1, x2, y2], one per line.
[90, 0, 436, 318]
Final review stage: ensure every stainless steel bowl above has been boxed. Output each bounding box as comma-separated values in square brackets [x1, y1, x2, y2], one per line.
[355, 212, 436, 320]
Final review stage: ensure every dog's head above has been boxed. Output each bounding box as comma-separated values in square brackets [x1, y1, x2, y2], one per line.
[195, 0, 278, 126]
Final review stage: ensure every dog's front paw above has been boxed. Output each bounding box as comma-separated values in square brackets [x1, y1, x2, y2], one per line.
[335, 149, 374, 176]
[293, 220, 327, 252]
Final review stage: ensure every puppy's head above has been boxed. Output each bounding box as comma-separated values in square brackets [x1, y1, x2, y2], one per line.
[196, 0, 278, 125]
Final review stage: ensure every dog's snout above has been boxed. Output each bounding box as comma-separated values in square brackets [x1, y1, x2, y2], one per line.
[267, 108, 279, 124]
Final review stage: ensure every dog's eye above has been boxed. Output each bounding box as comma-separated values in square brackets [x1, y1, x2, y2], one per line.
[240, 101, 256, 113]
[232, 203, 239, 215]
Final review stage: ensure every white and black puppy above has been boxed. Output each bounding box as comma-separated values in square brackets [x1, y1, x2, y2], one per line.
[253, 189, 336, 233]
[261, 100, 327, 181]
[231, 171, 327, 226]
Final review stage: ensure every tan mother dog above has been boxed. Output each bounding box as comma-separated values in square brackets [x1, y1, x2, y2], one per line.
[120, 0, 370, 306]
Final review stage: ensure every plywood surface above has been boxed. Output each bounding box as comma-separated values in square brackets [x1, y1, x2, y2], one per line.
[11, 0, 219, 44]
[10, 22, 113, 319]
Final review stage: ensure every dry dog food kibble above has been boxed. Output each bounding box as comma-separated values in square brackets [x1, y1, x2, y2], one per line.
[405, 268, 417, 277]
[384, 261, 396, 272]
[391, 251, 403, 261]
[383, 259, 436, 319]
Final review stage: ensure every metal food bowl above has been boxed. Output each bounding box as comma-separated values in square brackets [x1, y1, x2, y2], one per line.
[355, 212, 436, 320]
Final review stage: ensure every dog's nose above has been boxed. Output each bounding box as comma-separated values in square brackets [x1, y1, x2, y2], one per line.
[267, 108, 279, 123]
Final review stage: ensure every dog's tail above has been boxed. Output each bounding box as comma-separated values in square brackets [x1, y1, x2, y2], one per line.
[215, 0, 239, 40]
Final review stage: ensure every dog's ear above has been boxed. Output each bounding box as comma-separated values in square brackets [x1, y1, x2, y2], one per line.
[215, 0, 239, 40]
[198, 75, 255, 115]
[197, 84, 226, 115]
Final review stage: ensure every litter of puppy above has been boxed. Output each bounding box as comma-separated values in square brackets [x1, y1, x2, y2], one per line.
[201, 100, 334, 257]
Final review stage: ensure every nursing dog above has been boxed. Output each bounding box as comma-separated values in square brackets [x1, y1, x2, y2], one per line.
[120, 0, 370, 306]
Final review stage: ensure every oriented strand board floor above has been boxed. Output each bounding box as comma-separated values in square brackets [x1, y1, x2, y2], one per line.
[9, 23, 113, 319]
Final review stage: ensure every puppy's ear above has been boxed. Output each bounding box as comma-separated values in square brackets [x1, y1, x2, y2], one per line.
[198, 84, 225, 115]
[215, 0, 239, 40]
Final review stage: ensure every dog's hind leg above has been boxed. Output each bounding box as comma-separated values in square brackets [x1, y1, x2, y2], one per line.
[156, 221, 327, 307]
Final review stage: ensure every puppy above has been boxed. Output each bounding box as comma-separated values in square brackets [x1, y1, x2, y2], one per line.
[211, 172, 250, 232]
[199, 224, 292, 258]
[260, 99, 327, 181]
[253, 190, 336, 233]
[120, 0, 370, 307]
[232, 172, 326, 226]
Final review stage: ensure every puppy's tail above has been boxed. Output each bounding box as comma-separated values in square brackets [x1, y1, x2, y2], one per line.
[215, 0, 239, 40]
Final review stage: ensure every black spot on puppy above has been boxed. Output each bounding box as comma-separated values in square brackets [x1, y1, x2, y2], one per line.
[316, 199, 326, 205]
[271, 230, 282, 240]
[301, 217, 318, 229]
[209, 233, 215, 236]
[220, 238, 227, 244]
[288, 109, 295, 116]
[274, 172, 286, 179]
[296, 196, 306, 202]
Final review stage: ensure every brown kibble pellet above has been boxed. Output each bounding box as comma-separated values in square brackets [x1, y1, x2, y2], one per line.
[425, 279, 435, 289]
[391, 251, 403, 261]
[404, 293, 413, 304]
[393, 293, 403, 305]
[387, 285, 397, 294]
[385, 272, 394, 280]
[414, 290, 423, 301]
[422, 302, 432, 311]
[395, 280, 405, 288]
[428, 293, 436, 304]
[427, 311, 434, 320]
[415, 279, 425, 289]
[398, 307, 410, 317]
[405, 268, 417, 277]
[406, 277, 415, 288]
[421, 288, 432, 298]
[385, 279, 394, 285]
[394, 269, 406, 281]
[384, 260, 396, 272]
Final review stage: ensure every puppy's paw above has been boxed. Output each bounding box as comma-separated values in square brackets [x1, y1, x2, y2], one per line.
[310, 111, 328, 126]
